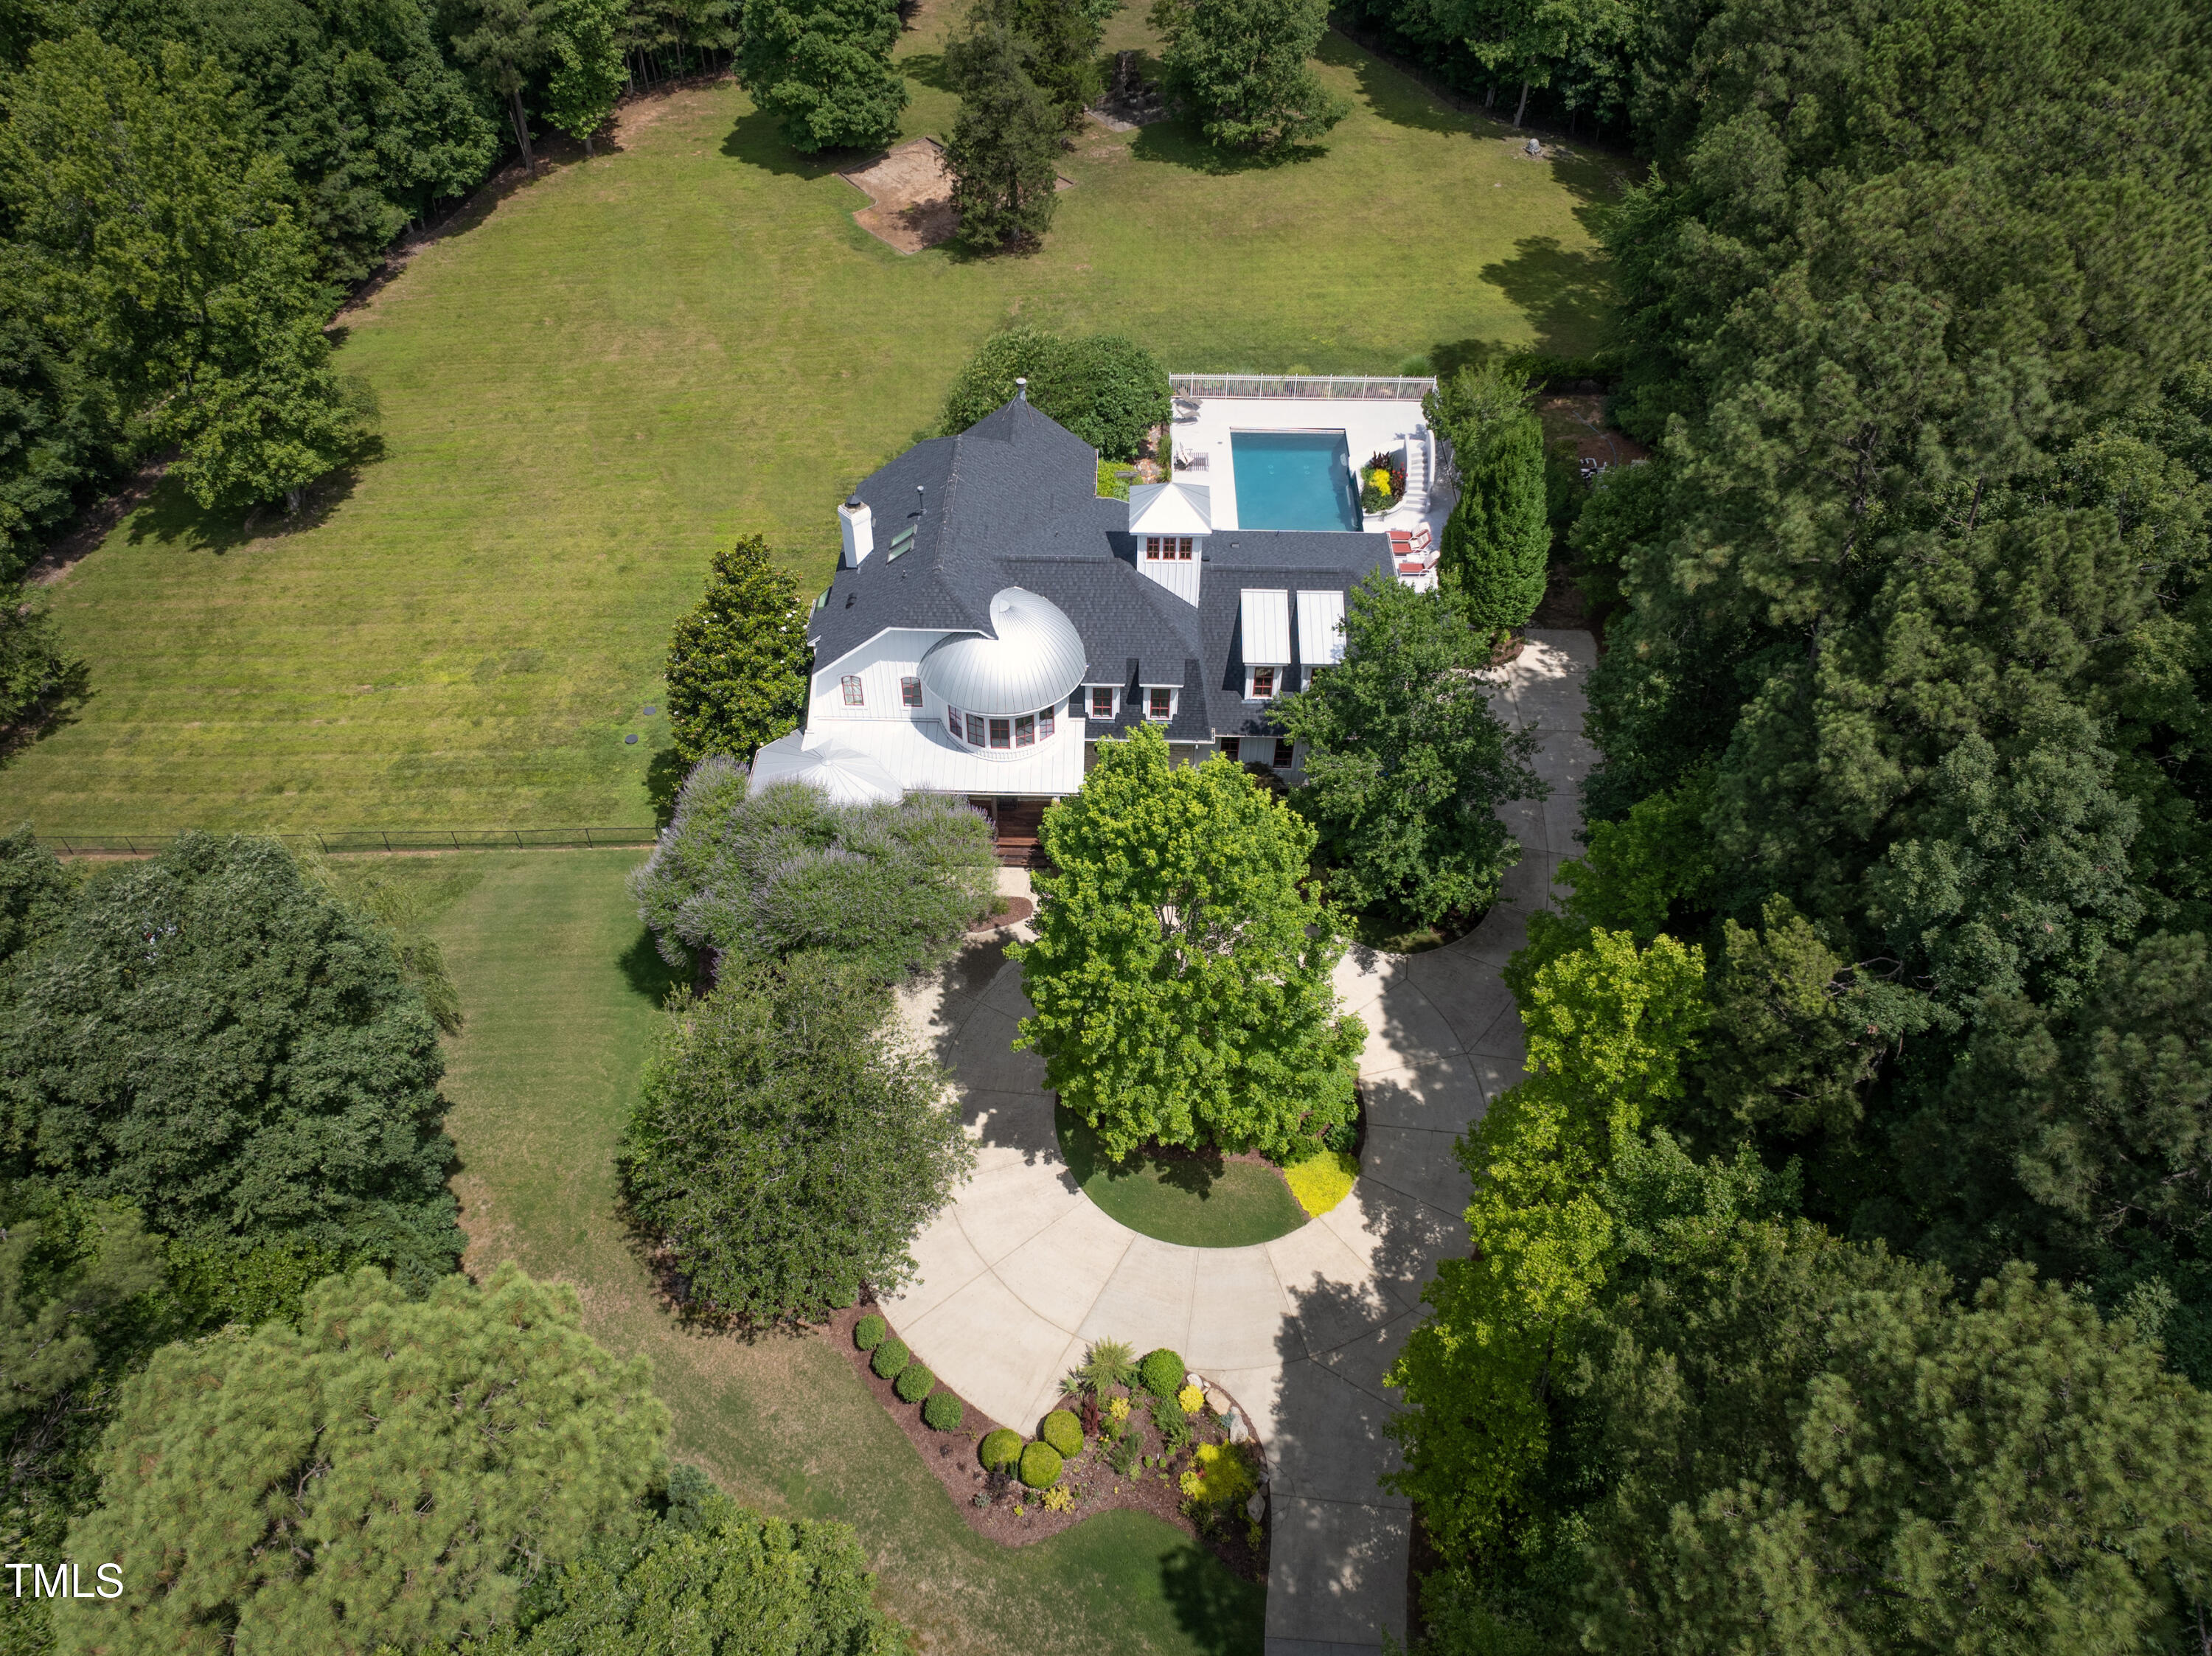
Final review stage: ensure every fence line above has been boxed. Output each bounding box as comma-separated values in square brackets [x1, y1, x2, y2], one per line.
[1169, 373, 1438, 401]
[40, 827, 661, 856]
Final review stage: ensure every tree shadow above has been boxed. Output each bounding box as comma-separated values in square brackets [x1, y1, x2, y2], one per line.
[0, 656, 93, 768]
[1315, 29, 1465, 136]
[1130, 114, 1326, 175]
[619, 925, 686, 1004]
[122, 475, 254, 555]
[1158, 1540, 1267, 1655]
[1057, 1102, 1228, 1199]
[720, 108, 864, 179]
[1479, 235, 1615, 358]
[647, 743, 689, 826]
[900, 50, 956, 93]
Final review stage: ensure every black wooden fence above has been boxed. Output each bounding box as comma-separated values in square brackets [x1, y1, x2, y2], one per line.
[38, 827, 661, 856]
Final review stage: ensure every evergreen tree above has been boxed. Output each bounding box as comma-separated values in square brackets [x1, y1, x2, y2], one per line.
[448, 0, 554, 170]
[1010, 726, 1368, 1160]
[546, 0, 628, 154]
[1428, 363, 1548, 635]
[58, 1265, 669, 1655]
[733, 0, 907, 153]
[662, 532, 810, 767]
[1270, 570, 1544, 926]
[1007, 0, 1104, 130]
[1147, 0, 1347, 151]
[620, 951, 975, 1325]
[944, 0, 1062, 250]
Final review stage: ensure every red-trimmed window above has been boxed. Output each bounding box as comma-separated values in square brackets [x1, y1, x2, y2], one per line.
[900, 676, 922, 707]
[1178, 537, 1194, 560]
[1039, 707, 1055, 738]
[966, 712, 987, 746]
[1275, 739, 1295, 767]
[1015, 714, 1035, 747]
[1252, 667, 1276, 699]
[989, 717, 1012, 748]
[1148, 687, 1172, 720]
[1091, 687, 1114, 718]
[841, 675, 863, 706]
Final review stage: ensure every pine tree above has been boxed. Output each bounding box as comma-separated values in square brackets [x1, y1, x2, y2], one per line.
[1007, 0, 1104, 130]
[943, 0, 1062, 250]
[733, 0, 906, 153]
[662, 533, 809, 767]
[1445, 411, 1549, 635]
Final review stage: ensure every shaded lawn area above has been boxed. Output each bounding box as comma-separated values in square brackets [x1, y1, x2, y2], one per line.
[1, 0, 1618, 835]
[1057, 1104, 1310, 1248]
[394, 846, 1264, 1655]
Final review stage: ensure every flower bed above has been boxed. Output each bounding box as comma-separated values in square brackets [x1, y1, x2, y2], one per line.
[828, 1304, 1269, 1580]
[1360, 449, 1408, 514]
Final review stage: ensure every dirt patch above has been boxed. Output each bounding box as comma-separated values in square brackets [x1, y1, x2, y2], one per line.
[828, 1301, 1270, 1581]
[968, 895, 1034, 932]
[841, 138, 961, 253]
[1538, 393, 1649, 470]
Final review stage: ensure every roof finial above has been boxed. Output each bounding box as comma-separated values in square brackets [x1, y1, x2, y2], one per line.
[916, 484, 925, 516]
[1015, 376, 1028, 403]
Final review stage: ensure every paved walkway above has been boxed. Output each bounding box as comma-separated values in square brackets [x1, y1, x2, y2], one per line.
[889, 632, 1593, 1653]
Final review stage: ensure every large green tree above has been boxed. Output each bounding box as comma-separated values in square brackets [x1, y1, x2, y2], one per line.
[733, 0, 906, 153]
[59, 1264, 669, 1655]
[663, 532, 810, 767]
[1272, 571, 1543, 926]
[1147, 0, 1347, 150]
[620, 951, 974, 1325]
[1427, 363, 1549, 635]
[546, 0, 628, 153]
[937, 326, 1169, 459]
[943, 0, 1062, 251]
[2, 832, 464, 1293]
[1010, 726, 1366, 1160]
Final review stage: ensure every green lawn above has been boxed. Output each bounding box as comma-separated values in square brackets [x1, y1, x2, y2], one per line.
[1, 2, 1615, 836]
[1058, 1105, 1310, 1248]
[390, 846, 1262, 1655]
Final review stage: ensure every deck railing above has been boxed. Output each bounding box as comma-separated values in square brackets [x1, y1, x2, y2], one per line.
[37, 826, 661, 856]
[1169, 373, 1437, 401]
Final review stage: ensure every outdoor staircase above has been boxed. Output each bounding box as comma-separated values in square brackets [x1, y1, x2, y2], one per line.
[1402, 431, 1430, 515]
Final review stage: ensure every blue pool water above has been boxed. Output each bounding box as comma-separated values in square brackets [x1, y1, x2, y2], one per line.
[1230, 431, 1362, 532]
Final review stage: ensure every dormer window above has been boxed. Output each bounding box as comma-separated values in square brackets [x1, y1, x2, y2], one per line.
[841, 675, 864, 706]
[1251, 667, 1276, 700]
[1148, 687, 1173, 721]
[1091, 687, 1115, 718]
[1144, 536, 1194, 560]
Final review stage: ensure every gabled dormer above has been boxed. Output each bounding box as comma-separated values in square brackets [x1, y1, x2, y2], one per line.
[1127, 481, 1210, 607]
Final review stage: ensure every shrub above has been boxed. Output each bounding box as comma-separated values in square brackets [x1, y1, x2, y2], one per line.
[620, 953, 976, 1327]
[870, 1337, 911, 1380]
[1177, 1384, 1206, 1416]
[1180, 1440, 1259, 1510]
[1283, 1147, 1359, 1217]
[923, 1390, 964, 1432]
[1042, 1485, 1074, 1512]
[1018, 1440, 1064, 1489]
[979, 1428, 1023, 1472]
[632, 760, 996, 984]
[663, 534, 809, 768]
[894, 1363, 935, 1403]
[853, 1313, 888, 1351]
[939, 329, 1169, 461]
[1140, 1348, 1186, 1398]
[1040, 1408, 1084, 1458]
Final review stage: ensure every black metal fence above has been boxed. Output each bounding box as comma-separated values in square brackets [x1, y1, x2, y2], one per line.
[39, 827, 661, 856]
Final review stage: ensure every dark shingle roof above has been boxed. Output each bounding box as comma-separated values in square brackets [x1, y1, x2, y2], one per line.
[809, 400, 1386, 740]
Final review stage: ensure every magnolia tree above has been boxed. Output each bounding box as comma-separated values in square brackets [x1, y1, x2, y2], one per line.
[1011, 726, 1366, 1161]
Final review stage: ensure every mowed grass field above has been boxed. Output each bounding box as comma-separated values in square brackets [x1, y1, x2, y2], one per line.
[3, 3, 1618, 835]
[395, 846, 1264, 1655]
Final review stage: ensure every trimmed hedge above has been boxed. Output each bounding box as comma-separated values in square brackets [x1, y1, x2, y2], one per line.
[1139, 1348, 1186, 1399]
[853, 1313, 887, 1351]
[1040, 1408, 1083, 1458]
[922, 1390, 964, 1431]
[1018, 1440, 1064, 1489]
[979, 1428, 1023, 1471]
[870, 1337, 910, 1380]
[894, 1363, 935, 1404]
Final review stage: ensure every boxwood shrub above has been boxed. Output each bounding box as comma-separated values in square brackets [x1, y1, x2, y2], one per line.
[979, 1428, 1023, 1471]
[923, 1390, 964, 1431]
[1018, 1440, 1064, 1489]
[894, 1362, 935, 1404]
[1040, 1408, 1083, 1458]
[1139, 1348, 1186, 1399]
[853, 1313, 887, 1351]
[870, 1337, 910, 1380]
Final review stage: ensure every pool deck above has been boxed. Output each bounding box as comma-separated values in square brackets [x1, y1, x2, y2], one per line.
[1169, 394, 1446, 539]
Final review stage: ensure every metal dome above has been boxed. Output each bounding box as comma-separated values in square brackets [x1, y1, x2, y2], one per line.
[919, 588, 1088, 715]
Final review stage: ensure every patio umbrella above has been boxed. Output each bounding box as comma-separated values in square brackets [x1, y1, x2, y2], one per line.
[746, 733, 905, 804]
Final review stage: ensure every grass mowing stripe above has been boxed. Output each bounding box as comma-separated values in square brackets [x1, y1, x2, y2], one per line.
[415, 848, 1263, 1655]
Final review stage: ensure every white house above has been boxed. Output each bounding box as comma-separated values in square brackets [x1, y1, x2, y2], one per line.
[759, 393, 1392, 856]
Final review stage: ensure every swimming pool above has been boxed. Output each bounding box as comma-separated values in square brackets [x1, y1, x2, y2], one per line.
[1230, 431, 1362, 532]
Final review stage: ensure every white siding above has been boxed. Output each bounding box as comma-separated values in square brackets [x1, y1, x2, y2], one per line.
[1297, 589, 1347, 665]
[1139, 555, 1202, 607]
[1241, 588, 1292, 664]
[809, 629, 951, 726]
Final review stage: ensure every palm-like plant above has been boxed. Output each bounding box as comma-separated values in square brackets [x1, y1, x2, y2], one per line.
[1076, 1337, 1136, 1394]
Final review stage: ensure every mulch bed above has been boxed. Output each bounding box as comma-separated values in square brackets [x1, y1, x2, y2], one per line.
[824, 1301, 1270, 1582]
[967, 895, 1034, 933]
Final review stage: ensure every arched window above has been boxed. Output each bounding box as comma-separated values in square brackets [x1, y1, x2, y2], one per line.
[840, 675, 863, 706]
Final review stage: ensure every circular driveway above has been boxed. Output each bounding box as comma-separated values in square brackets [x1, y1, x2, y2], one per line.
[886, 633, 1593, 1652]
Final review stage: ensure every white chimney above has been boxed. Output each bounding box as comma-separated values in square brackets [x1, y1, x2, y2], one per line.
[838, 498, 873, 567]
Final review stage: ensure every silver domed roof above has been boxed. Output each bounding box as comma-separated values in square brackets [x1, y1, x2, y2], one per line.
[919, 588, 1088, 715]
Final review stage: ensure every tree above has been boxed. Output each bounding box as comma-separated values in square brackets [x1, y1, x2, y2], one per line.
[1385, 928, 1709, 1554]
[3, 832, 464, 1293]
[0, 823, 71, 972]
[0, 244, 124, 577]
[0, 34, 367, 512]
[546, 0, 628, 153]
[1009, 726, 1367, 1161]
[619, 951, 974, 1324]
[733, 0, 907, 153]
[944, 0, 1062, 251]
[1006, 0, 1105, 131]
[462, 1467, 909, 1655]
[1427, 363, 1548, 635]
[663, 532, 810, 767]
[58, 1264, 669, 1655]
[1270, 571, 1543, 927]
[449, 0, 553, 170]
[630, 757, 995, 983]
[1147, 0, 1347, 152]
[938, 327, 1169, 459]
